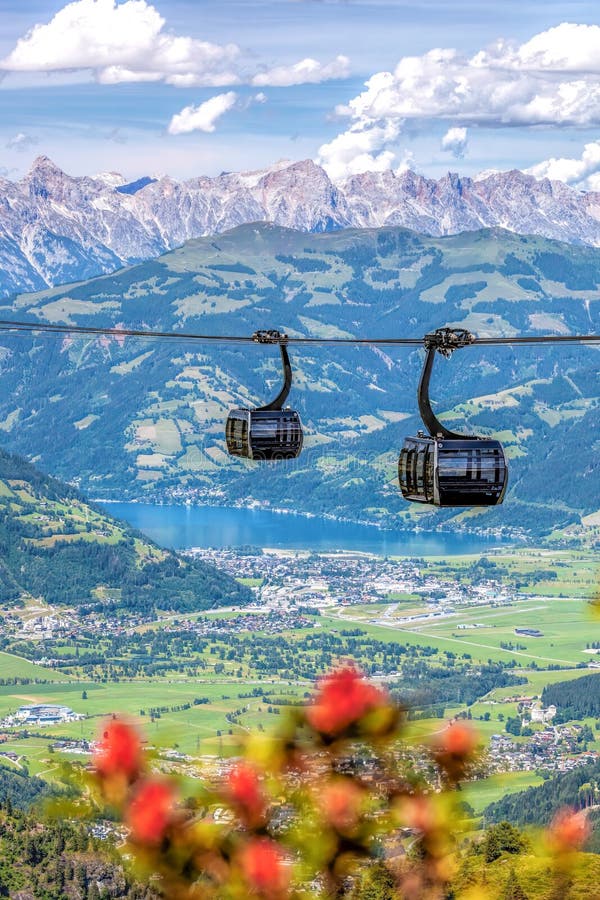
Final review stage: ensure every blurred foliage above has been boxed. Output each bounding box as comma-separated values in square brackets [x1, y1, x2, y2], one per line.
[63, 665, 597, 899]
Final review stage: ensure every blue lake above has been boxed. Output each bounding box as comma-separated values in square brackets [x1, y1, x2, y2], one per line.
[101, 502, 512, 556]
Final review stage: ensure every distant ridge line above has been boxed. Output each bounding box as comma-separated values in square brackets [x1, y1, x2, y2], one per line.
[6, 154, 600, 299]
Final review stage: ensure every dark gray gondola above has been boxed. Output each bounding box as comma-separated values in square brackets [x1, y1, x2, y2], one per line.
[399, 328, 508, 507]
[226, 331, 303, 461]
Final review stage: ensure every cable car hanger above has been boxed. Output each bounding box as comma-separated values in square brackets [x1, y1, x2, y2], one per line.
[251, 330, 293, 411]
[418, 327, 475, 440]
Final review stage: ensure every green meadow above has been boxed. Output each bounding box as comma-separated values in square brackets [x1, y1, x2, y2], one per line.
[0, 678, 305, 775]
[328, 591, 597, 667]
[0, 651, 71, 681]
[394, 598, 595, 666]
[464, 772, 545, 816]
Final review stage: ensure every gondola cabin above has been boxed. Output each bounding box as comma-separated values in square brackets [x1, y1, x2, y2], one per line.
[226, 408, 303, 460]
[398, 435, 507, 507]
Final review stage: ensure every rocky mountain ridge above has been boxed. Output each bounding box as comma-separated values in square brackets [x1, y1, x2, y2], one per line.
[3, 156, 600, 297]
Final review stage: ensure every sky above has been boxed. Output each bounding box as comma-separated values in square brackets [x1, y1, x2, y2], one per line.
[2, 0, 600, 185]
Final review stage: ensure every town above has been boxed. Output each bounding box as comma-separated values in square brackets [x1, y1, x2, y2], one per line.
[188, 547, 518, 612]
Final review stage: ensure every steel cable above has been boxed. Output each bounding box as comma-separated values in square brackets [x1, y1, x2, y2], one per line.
[0, 319, 597, 347]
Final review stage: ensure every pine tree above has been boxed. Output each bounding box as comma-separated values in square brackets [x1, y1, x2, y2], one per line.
[502, 869, 529, 900]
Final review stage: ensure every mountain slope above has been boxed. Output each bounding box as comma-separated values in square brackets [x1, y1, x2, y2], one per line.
[0, 223, 597, 536]
[0, 448, 251, 610]
[484, 758, 600, 827]
[4, 157, 600, 296]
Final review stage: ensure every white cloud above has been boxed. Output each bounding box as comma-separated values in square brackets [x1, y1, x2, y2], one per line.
[252, 55, 350, 87]
[317, 24, 600, 181]
[0, 0, 241, 87]
[6, 132, 39, 152]
[473, 23, 600, 73]
[441, 126, 468, 159]
[105, 127, 127, 144]
[317, 120, 400, 181]
[0, 1, 352, 90]
[526, 140, 600, 190]
[238, 92, 268, 112]
[168, 92, 238, 135]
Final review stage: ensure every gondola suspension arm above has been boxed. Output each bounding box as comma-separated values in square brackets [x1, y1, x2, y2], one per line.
[252, 330, 293, 412]
[418, 328, 474, 440]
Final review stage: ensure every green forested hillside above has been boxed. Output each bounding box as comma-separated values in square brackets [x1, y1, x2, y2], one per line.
[0, 448, 251, 610]
[484, 758, 600, 827]
[0, 795, 154, 900]
[0, 224, 597, 535]
[0, 765, 51, 811]
[541, 673, 600, 720]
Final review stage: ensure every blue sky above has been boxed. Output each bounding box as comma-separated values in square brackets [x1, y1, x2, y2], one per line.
[2, 0, 600, 184]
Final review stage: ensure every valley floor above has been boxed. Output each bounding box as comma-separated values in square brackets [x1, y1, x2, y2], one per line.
[0, 544, 597, 825]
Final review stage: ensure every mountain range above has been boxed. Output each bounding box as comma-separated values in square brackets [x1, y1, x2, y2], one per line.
[0, 222, 597, 537]
[4, 156, 600, 297]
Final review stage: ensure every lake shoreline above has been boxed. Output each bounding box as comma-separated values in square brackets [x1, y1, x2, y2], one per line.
[96, 497, 524, 544]
[98, 501, 518, 556]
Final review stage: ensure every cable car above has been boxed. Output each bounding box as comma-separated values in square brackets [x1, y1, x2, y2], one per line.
[399, 328, 508, 507]
[399, 435, 507, 506]
[226, 330, 304, 461]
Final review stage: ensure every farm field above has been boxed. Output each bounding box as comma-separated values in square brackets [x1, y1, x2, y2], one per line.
[329, 596, 597, 667]
[396, 598, 594, 666]
[464, 771, 545, 815]
[0, 650, 71, 681]
[0, 678, 306, 776]
[420, 549, 599, 599]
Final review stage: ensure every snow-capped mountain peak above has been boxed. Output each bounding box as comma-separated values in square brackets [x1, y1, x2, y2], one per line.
[91, 171, 128, 189]
[1, 156, 600, 297]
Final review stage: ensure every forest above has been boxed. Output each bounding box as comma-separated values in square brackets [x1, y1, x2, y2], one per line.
[484, 758, 600, 827]
[541, 673, 600, 722]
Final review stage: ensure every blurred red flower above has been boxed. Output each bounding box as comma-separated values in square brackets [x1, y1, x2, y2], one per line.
[126, 779, 176, 846]
[438, 721, 477, 755]
[320, 778, 364, 832]
[94, 719, 143, 781]
[397, 795, 438, 835]
[239, 837, 289, 898]
[227, 761, 266, 826]
[306, 665, 386, 736]
[549, 808, 591, 851]
[431, 721, 478, 780]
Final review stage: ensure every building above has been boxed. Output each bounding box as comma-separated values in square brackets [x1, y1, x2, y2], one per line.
[13, 704, 83, 726]
[530, 704, 557, 724]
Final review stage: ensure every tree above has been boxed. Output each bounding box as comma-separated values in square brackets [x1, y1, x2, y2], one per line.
[502, 869, 529, 900]
[505, 716, 521, 736]
[483, 822, 526, 863]
[348, 864, 397, 899]
[484, 828, 502, 863]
